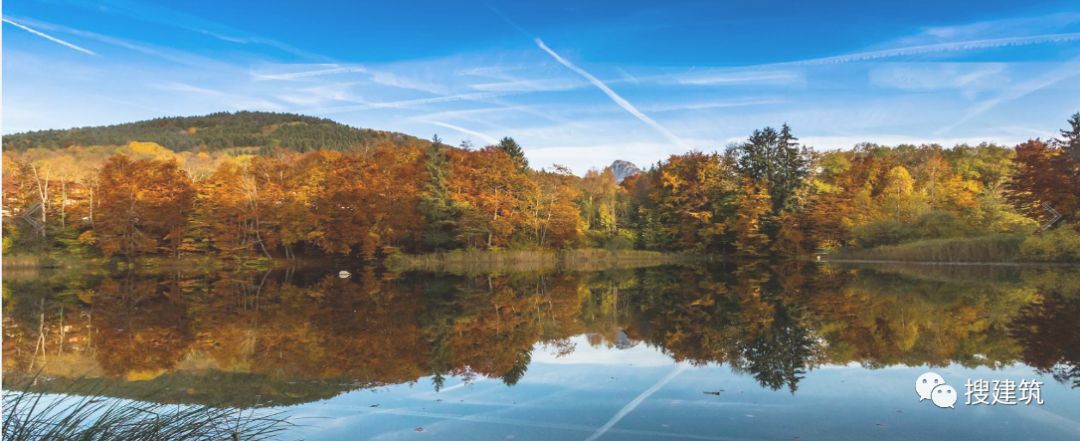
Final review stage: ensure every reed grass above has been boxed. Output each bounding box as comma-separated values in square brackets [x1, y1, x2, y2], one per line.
[386, 248, 680, 274]
[1, 254, 63, 270]
[2, 383, 293, 441]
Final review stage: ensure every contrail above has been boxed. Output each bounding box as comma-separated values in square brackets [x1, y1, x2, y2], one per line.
[535, 38, 690, 149]
[489, 5, 533, 40]
[3, 17, 96, 55]
[583, 364, 689, 441]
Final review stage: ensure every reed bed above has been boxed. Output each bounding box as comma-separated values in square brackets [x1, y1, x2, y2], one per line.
[386, 248, 680, 274]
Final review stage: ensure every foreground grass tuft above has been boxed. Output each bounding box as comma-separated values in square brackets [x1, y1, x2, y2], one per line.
[2, 386, 293, 441]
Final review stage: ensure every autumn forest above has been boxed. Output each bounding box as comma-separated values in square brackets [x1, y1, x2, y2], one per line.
[3, 111, 1079, 262]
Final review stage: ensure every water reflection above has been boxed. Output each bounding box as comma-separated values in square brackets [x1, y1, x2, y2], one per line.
[3, 262, 1078, 407]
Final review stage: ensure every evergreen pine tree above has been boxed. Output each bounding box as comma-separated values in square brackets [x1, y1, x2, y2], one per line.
[497, 137, 529, 170]
[731, 124, 809, 214]
[1056, 112, 1080, 164]
[418, 135, 460, 250]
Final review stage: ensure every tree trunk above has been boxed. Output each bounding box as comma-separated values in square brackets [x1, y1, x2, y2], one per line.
[88, 184, 95, 226]
[60, 180, 66, 228]
[31, 164, 49, 237]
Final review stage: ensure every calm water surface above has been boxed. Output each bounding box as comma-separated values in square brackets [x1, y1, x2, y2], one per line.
[3, 262, 1079, 440]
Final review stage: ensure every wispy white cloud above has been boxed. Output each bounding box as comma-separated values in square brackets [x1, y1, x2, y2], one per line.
[157, 82, 227, 96]
[535, 38, 690, 149]
[154, 81, 285, 111]
[252, 65, 367, 81]
[257, 56, 572, 126]
[409, 106, 536, 122]
[627, 23, 1080, 88]
[272, 82, 362, 107]
[192, 28, 320, 58]
[469, 78, 583, 93]
[428, 121, 499, 145]
[6, 16, 236, 68]
[375, 92, 501, 109]
[304, 92, 501, 114]
[898, 13, 1080, 46]
[643, 98, 787, 113]
[363, 70, 449, 95]
[58, 0, 325, 60]
[2, 17, 96, 56]
[670, 69, 804, 86]
[787, 33, 1080, 65]
[254, 63, 464, 97]
[937, 58, 1080, 134]
[456, 65, 524, 79]
[869, 63, 1009, 92]
[482, 97, 574, 125]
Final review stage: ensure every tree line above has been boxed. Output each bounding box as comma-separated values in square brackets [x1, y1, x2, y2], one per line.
[3, 114, 1078, 260]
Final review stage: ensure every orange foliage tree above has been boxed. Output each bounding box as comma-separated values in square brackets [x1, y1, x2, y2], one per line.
[1006, 139, 1079, 226]
[446, 147, 536, 248]
[313, 145, 426, 257]
[94, 155, 195, 257]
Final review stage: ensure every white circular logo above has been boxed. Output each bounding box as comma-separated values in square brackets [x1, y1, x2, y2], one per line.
[915, 372, 945, 401]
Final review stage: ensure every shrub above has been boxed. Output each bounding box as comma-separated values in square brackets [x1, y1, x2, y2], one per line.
[839, 234, 1025, 262]
[853, 220, 916, 248]
[1020, 226, 1080, 262]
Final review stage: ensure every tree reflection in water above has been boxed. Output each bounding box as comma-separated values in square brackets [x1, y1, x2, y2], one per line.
[3, 262, 1077, 406]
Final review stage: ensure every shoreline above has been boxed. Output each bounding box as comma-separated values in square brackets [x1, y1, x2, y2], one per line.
[5, 250, 1076, 274]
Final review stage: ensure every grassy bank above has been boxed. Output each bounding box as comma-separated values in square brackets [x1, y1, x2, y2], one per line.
[386, 248, 682, 274]
[834, 231, 1080, 263]
[0, 253, 99, 270]
[1, 252, 286, 274]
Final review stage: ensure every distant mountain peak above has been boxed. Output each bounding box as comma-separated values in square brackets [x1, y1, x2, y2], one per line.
[608, 160, 641, 183]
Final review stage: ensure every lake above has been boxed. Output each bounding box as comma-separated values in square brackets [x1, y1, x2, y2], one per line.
[3, 262, 1079, 440]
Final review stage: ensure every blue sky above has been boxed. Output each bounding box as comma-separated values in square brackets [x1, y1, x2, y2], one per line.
[4, 0, 1080, 172]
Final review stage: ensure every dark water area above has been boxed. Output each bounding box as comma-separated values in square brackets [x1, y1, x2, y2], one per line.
[3, 262, 1079, 440]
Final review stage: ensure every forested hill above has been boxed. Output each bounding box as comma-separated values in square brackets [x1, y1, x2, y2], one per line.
[1, 111, 429, 152]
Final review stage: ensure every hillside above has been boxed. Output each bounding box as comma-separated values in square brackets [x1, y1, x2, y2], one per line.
[1, 111, 429, 152]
